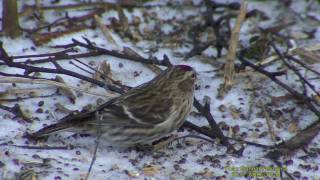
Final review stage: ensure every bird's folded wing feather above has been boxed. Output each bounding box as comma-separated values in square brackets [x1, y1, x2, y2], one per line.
[88, 94, 173, 127]
[118, 94, 173, 125]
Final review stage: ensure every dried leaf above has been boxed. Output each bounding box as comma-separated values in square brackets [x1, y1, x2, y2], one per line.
[271, 94, 295, 105]
[116, 5, 129, 33]
[312, 95, 320, 104]
[55, 75, 77, 104]
[288, 122, 299, 133]
[194, 168, 214, 178]
[55, 102, 73, 113]
[143, 165, 160, 176]
[16, 104, 33, 122]
[15, 169, 37, 180]
[110, 164, 119, 171]
[125, 170, 140, 177]
[131, 31, 143, 41]
[266, 121, 320, 159]
[229, 105, 241, 119]
[92, 61, 113, 85]
[100, 61, 112, 78]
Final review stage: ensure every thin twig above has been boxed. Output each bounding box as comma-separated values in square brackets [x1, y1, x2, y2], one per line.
[260, 101, 277, 142]
[286, 55, 320, 77]
[0, 77, 109, 97]
[53, 38, 172, 67]
[85, 111, 103, 180]
[11, 48, 76, 59]
[238, 56, 320, 118]
[0, 143, 71, 150]
[183, 121, 271, 148]
[183, 108, 235, 153]
[175, 134, 216, 144]
[0, 92, 56, 102]
[69, 61, 95, 75]
[271, 43, 320, 102]
[0, 43, 124, 93]
[272, 159, 295, 180]
[0, 52, 100, 66]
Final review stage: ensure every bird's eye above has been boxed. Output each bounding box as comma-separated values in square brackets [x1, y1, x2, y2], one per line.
[191, 73, 196, 79]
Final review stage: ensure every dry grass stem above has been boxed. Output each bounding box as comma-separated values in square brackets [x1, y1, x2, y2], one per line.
[94, 15, 118, 46]
[0, 77, 109, 98]
[221, 0, 247, 94]
[260, 102, 277, 142]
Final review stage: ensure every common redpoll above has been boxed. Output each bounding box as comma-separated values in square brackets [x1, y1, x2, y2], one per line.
[29, 65, 197, 147]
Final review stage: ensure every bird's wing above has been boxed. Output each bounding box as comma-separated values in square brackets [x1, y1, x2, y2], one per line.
[87, 92, 174, 127]
[119, 93, 173, 125]
[85, 103, 154, 128]
[58, 98, 154, 128]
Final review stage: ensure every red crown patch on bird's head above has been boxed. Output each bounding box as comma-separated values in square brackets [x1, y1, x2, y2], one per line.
[175, 65, 193, 71]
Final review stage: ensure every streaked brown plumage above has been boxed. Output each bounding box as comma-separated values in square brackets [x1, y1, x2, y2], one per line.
[29, 65, 197, 147]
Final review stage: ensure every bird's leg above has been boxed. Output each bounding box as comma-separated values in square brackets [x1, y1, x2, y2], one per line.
[151, 134, 179, 151]
[134, 134, 179, 152]
[135, 144, 154, 152]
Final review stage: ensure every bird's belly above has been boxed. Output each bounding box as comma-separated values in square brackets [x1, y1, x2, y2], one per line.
[98, 124, 174, 147]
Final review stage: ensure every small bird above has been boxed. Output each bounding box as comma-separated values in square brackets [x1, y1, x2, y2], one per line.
[29, 65, 197, 147]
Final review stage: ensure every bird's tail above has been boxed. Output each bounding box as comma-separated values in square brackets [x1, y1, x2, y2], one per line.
[27, 122, 72, 139]
[26, 110, 95, 139]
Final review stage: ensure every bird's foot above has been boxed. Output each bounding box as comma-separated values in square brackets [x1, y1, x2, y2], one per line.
[152, 134, 178, 151]
[135, 134, 179, 153]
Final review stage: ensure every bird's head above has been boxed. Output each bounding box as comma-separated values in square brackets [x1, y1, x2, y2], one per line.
[162, 65, 197, 92]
